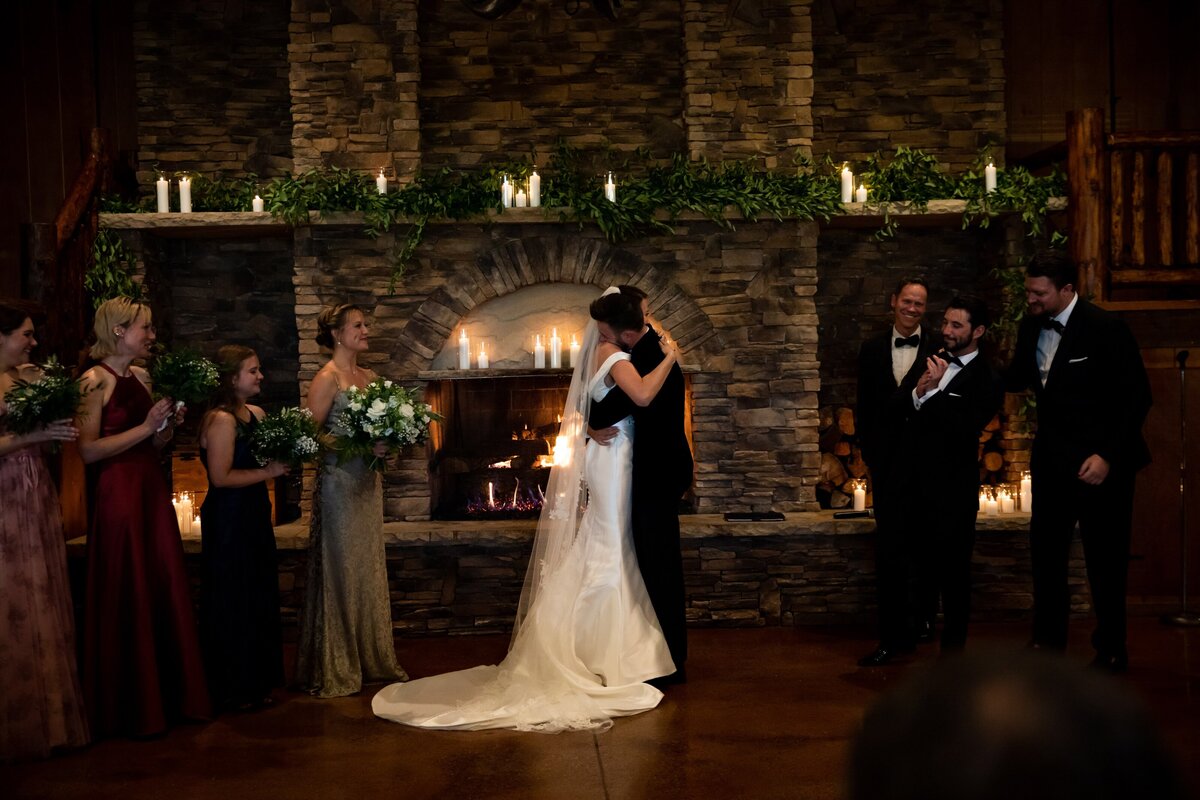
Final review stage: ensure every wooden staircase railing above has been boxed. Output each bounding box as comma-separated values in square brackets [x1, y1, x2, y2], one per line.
[1067, 108, 1200, 303]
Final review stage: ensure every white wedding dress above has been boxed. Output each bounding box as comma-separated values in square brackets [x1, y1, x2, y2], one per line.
[372, 349, 674, 732]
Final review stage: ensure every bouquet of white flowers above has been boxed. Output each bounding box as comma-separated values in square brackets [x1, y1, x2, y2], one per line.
[331, 378, 437, 471]
[250, 406, 323, 467]
[2, 358, 87, 451]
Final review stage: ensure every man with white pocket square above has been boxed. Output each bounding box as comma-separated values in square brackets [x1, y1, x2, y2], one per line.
[1006, 250, 1152, 673]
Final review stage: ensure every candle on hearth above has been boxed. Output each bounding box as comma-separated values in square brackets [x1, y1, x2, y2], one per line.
[1020, 471, 1032, 512]
[549, 327, 561, 369]
[985, 161, 997, 193]
[477, 343, 489, 370]
[458, 328, 470, 370]
[605, 172, 617, 203]
[840, 164, 854, 203]
[177, 492, 193, 534]
[534, 334, 545, 369]
[501, 175, 513, 208]
[529, 168, 541, 207]
[192, 514, 202, 534]
[852, 481, 866, 512]
[569, 334, 580, 367]
[252, 194, 264, 213]
[855, 182, 867, 203]
[179, 176, 192, 213]
[985, 493, 999, 517]
[515, 188, 528, 208]
[999, 489, 1015, 514]
[979, 488, 988, 511]
[156, 174, 170, 213]
[376, 169, 387, 195]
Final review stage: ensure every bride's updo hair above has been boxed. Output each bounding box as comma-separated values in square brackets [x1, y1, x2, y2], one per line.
[316, 303, 364, 349]
[589, 291, 643, 334]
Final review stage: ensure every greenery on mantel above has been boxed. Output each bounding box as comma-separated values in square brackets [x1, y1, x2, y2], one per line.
[101, 145, 1066, 291]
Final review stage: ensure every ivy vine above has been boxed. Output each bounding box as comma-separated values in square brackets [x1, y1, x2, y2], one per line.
[86, 231, 145, 308]
[102, 145, 1066, 292]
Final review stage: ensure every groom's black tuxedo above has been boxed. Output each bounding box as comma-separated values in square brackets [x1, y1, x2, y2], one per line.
[590, 326, 692, 673]
[1006, 297, 1151, 658]
[889, 352, 1004, 648]
[856, 327, 936, 650]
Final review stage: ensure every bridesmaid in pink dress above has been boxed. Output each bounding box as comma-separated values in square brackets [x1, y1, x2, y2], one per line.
[0, 302, 89, 760]
[77, 297, 210, 738]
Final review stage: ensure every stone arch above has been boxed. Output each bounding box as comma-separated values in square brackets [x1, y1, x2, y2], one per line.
[392, 235, 720, 374]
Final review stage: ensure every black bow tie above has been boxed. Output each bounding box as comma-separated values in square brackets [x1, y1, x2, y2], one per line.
[936, 352, 964, 368]
[894, 334, 920, 348]
[1042, 318, 1065, 334]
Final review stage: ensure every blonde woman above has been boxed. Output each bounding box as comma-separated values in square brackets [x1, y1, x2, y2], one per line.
[77, 297, 210, 737]
[296, 303, 406, 697]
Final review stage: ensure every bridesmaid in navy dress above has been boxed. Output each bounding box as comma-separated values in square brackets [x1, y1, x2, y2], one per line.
[199, 345, 288, 711]
[77, 297, 210, 738]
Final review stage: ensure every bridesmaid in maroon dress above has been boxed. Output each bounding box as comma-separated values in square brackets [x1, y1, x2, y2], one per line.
[0, 302, 89, 760]
[77, 297, 210, 738]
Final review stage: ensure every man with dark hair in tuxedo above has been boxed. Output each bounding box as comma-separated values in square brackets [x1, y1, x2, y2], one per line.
[889, 294, 1004, 653]
[1006, 250, 1152, 673]
[856, 277, 939, 666]
[589, 286, 693, 684]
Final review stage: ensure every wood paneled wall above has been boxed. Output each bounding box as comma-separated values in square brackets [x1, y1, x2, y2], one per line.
[0, 0, 137, 299]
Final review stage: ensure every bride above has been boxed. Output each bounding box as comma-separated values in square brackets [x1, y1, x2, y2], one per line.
[372, 287, 678, 732]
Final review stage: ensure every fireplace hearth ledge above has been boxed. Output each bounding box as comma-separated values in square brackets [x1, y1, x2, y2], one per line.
[67, 511, 1030, 555]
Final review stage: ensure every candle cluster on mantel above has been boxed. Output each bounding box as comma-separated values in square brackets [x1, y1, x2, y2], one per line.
[171, 492, 201, 534]
[155, 174, 197, 214]
[451, 327, 584, 370]
[978, 477, 1032, 517]
[500, 169, 542, 209]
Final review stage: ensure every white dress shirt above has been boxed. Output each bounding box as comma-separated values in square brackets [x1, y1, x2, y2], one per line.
[912, 349, 979, 409]
[1036, 293, 1078, 386]
[891, 325, 922, 385]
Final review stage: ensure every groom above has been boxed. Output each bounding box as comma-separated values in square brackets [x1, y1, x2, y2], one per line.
[590, 287, 693, 683]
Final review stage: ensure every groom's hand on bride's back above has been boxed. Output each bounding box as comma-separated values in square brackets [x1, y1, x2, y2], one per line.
[587, 425, 619, 446]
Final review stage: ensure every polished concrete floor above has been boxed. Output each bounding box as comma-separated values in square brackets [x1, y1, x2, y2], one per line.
[6, 617, 1199, 800]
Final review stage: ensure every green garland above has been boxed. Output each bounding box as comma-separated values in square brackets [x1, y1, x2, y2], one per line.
[101, 146, 1065, 291]
[86, 230, 145, 309]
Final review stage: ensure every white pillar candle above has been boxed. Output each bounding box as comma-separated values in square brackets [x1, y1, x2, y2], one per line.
[515, 189, 528, 208]
[477, 344, 489, 370]
[855, 182, 867, 203]
[534, 334, 545, 369]
[192, 514, 202, 534]
[501, 176, 513, 208]
[549, 327, 561, 368]
[156, 175, 170, 213]
[985, 161, 997, 193]
[458, 328, 470, 370]
[178, 492, 193, 533]
[1000, 491, 1015, 514]
[252, 194, 264, 213]
[376, 169, 388, 195]
[569, 334, 580, 367]
[179, 176, 192, 213]
[979, 489, 988, 511]
[853, 483, 866, 511]
[840, 164, 854, 203]
[1020, 472, 1032, 512]
[604, 172, 617, 203]
[529, 168, 541, 207]
[985, 497, 999, 517]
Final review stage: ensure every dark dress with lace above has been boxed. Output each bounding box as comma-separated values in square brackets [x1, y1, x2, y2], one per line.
[82, 363, 210, 737]
[200, 412, 283, 709]
[0, 409, 89, 760]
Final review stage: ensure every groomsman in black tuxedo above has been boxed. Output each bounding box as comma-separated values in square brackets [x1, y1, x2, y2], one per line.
[889, 295, 1003, 652]
[1006, 251, 1151, 673]
[856, 278, 939, 666]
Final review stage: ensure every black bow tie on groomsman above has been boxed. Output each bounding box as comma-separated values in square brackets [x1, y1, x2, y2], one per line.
[894, 334, 920, 348]
[934, 350, 964, 368]
[1042, 317, 1066, 334]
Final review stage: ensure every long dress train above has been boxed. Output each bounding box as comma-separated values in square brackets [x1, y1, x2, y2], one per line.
[0, 413, 89, 760]
[199, 412, 284, 709]
[296, 389, 406, 697]
[372, 350, 673, 732]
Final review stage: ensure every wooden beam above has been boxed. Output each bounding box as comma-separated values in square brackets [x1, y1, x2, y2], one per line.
[1110, 269, 1200, 284]
[1108, 132, 1200, 149]
[1067, 108, 1109, 300]
[1157, 152, 1173, 266]
[1188, 153, 1199, 265]
[1111, 151, 1126, 267]
[1131, 152, 1146, 266]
